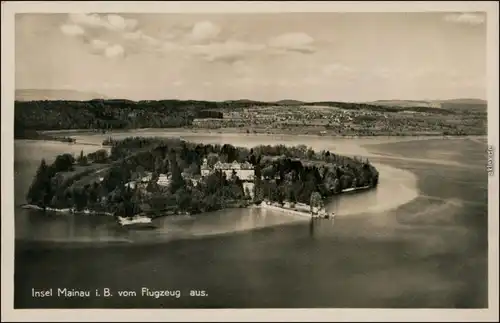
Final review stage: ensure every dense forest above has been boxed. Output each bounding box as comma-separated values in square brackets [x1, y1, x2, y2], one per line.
[26, 137, 379, 218]
[14, 99, 223, 131]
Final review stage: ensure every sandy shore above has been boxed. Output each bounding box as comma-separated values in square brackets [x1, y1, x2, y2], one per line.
[254, 203, 314, 218]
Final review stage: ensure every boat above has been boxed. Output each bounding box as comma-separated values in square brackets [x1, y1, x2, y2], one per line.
[325, 211, 336, 219]
[314, 209, 335, 220]
[117, 215, 157, 229]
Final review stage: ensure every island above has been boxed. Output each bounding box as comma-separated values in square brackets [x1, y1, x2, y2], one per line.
[24, 136, 380, 225]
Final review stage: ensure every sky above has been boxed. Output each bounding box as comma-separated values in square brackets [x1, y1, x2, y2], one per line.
[15, 12, 487, 102]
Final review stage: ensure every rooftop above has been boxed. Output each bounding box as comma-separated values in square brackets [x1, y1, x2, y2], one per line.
[201, 159, 254, 170]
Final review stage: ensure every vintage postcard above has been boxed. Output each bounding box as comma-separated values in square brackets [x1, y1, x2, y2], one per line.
[1, 1, 499, 322]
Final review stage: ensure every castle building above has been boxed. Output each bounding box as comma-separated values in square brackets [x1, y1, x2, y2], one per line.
[201, 159, 255, 181]
[200, 158, 256, 197]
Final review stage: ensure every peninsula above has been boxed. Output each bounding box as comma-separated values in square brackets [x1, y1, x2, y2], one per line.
[24, 136, 379, 220]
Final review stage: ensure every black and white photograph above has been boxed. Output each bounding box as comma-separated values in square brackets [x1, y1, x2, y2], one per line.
[1, 1, 498, 321]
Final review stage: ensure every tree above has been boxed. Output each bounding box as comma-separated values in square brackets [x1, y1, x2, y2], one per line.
[77, 150, 89, 166]
[207, 154, 219, 168]
[26, 159, 53, 207]
[230, 169, 239, 182]
[310, 191, 323, 211]
[340, 174, 353, 190]
[187, 162, 200, 175]
[306, 148, 315, 160]
[190, 188, 204, 213]
[261, 165, 276, 180]
[97, 149, 109, 163]
[52, 153, 75, 172]
[169, 153, 184, 192]
[323, 172, 336, 192]
[219, 154, 228, 163]
[244, 186, 252, 199]
[287, 187, 297, 204]
[276, 187, 285, 205]
[332, 178, 341, 194]
[72, 187, 88, 210]
[154, 156, 164, 174]
[136, 165, 146, 179]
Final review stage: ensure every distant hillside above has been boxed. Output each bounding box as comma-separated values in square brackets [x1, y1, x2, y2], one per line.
[368, 100, 442, 108]
[438, 98, 487, 105]
[15, 89, 108, 101]
[436, 98, 487, 113]
[223, 99, 270, 106]
[367, 98, 487, 113]
[275, 99, 305, 105]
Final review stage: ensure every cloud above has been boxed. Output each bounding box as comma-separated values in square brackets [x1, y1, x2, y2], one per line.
[91, 39, 109, 50]
[188, 21, 221, 43]
[107, 14, 138, 31]
[123, 30, 163, 49]
[191, 40, 265, 63]
[444, 13, 485, 25]
[268, 32, 315, 53]
[123, 30, 142, 40]
[68, 13, 103, 28]
[68, 13, 138, 31]
[104, 44, 125, 58]
[60, 24, 85, 36]
[61, 13, 143, 57]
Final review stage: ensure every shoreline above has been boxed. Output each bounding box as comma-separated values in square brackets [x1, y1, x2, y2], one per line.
[17, 139, 102, 146]
[36, 128, 487, 140]
[20, 204, 113, 216]
[19, 185, 373, 220]
[252, 203, 314, 219]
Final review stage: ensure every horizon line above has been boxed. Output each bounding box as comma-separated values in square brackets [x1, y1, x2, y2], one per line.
[14, 89, 487, 104]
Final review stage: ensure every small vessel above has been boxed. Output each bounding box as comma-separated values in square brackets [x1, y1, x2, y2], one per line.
[325, 211, 335, 219]
[117, 215, 157, 229]
[314, 210, 335, 220]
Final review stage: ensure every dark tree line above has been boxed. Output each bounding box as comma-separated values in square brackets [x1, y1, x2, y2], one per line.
[14, 99, 218, 132]
[196, 110, 223, 119]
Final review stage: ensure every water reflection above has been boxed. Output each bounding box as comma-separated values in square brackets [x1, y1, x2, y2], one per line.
[18, 209, 126, 243]
[308, 218, 337, 239]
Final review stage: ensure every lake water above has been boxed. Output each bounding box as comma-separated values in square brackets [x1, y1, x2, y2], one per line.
[13, 132, 488, 308]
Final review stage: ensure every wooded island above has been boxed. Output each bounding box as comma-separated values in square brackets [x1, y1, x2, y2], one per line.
[26, 137, 379, 218]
